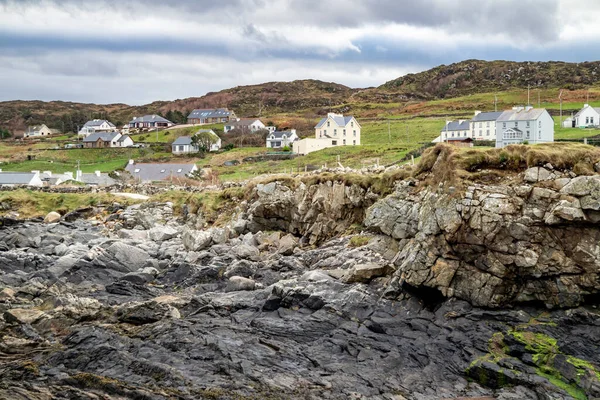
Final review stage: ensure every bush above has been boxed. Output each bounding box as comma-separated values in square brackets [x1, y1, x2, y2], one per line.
[348, 235, 370, 248]
[282, 146, 291, 152]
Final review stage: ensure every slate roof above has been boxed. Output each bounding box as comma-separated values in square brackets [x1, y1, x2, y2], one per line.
[228, 118, 261, 126]
[471, 112, 503, 122]
[130, 115, 173, 124]
[269, 131, 297, 139]
[195, 129, 219, 137]
[117, 135, 131, 143]
[574, 105, 600, 118]
[125, 163, 197, 182]
[441, 120, 470, 132]
[315, 115, 356, 129]
[80, 173, 116, 186]
[172, 136, 193, 146]
[188, 109, 232, 119]
[497, 108, 547, 122]
[0, 172, 38, 185]
[83, 119, 116, 128]
[82, 132, 120, 142]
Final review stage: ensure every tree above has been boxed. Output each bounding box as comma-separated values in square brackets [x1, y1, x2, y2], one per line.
[191, 131, 219, 152]
[0, 128, 11, 139]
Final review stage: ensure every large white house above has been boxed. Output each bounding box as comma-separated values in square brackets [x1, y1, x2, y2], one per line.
[78, 120, 116, 137]
[266, 130, 299, 149]
[574, 104, 600, 128]
[82, 132, 134, 148]
[24, 124, 52, 138]
[495, 106, 554, 148]
[293, 113, 360, 155]
[224, 118, 266, 133]
[437, 120, 470, 142]
[470, 111, 503, 140]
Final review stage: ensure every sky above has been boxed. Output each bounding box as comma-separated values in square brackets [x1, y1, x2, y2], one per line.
[0, 0, 598, 105]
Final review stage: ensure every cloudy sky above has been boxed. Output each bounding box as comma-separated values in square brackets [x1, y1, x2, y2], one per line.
[0, 0, 598, 105]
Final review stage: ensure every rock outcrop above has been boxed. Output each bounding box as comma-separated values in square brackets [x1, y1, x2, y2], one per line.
[365, 171, 600, 308]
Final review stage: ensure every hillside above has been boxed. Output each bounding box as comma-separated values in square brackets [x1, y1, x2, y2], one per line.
[0, 80, 355, 134]
[358, 59, 600, 102]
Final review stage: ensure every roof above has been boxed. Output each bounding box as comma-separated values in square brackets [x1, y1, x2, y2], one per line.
[0, 172, 37, 185]
[504, 127, 523, 133]
[441, 120, 470, 132]
[195, 129, 219, 138]
[117, 135, 131, 143]
[497, 108, 547, 122]
[446, 137, 473, 142]
[471, 112, 503, 122]
[315, 115, 356, 129]
[228, 118, 262, 126]
[26, 125, 47, 133]
[125, 163, 197, 182]
[172, 136, 193, 146]
[80, 173, 116, 186]
[130, 115, 173, 124]
[83, 132, 120, 142]
[269, 131, 297, 139]
[83, 119, 116, 128]
[188, 109, 232, 119]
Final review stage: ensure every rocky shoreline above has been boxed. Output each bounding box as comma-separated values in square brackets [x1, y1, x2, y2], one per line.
[2, 165, 600, 399]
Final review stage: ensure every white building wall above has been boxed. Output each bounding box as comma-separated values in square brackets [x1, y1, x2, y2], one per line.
[293, 138, 337, 155]
[575, 106, 600, 128]
[495, 111, 554, 148]
[470, 120, 497, 140]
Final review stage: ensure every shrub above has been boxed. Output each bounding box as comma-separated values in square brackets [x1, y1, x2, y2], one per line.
[348, 235, 370, 248]
[282, 146, 291, 152]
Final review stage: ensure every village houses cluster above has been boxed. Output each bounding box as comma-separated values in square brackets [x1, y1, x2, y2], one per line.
[435, 105, 555, 148]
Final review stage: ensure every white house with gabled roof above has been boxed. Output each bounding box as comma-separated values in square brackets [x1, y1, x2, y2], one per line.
[78, 120, 116, 137]
[470, 111, 503, 140]
[495, 106, 554, 148]
[314, 113, 361, 146]
[266, 129, 299, 149]
[574, 104, 600, 128]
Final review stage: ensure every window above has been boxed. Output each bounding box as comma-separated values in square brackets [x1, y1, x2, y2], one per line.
[479, 122, 482, 128]
[327, 121, 330, 127]
[351, 122, 354, 127]
[486, 130, 490, 136]
[503, 122, 506, 128]
[332, 140, 337, 145]
[451, 132, 455, 137]
[343, 139, 346, 145]
[323, 130, 327, 136]
[353, 140, 356, 145]
[479, 130, 482, 135]
[486, 121, 490, 127]
[514, 122, 518, 128]
[334, 129, 337, 136]
[592, 117, 595, 125]
[538, 131, 541, 139]
[343, 129, 346, 136]
[526, 131, 530, 138]
[586, 117, 590, 124]
[178, 145, 184, 151]
[353, 130, 356, 136]
[538, 121, 542, 128]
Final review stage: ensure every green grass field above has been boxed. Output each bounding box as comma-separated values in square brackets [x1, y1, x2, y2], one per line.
[130, 124, 225, 143]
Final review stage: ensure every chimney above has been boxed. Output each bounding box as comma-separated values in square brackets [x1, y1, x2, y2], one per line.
[525, 105, 533, 111]
[512, 106, 525, 112]
[459, 120, 465, 124]
[474, 111, 482, 116]
[95, 171, 101, 177]
[584, 103, 590, 108]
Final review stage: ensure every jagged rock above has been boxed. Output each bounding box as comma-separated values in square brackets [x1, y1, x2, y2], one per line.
[231, 244, 260, 260]
[106, 242, 150, 272]
[278, 234, 298, 255]
[524, 167, 551, 183]
[546, 199, 586, 223]
[116, 301, 180, 325]
[148, 226, 179, 242]
[342, 263, 389, 283]
[43, 211, 61, 224]
[4, 308, 48, 324]
[561, 175, 600, 196]
[182, 228, 212, 251]
[118, 229, 149, 240]
[226, 276, 256, 292]
[0, 287, 15, 301]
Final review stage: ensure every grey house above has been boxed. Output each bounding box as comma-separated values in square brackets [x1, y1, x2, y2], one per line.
[125, 161, 198, 183]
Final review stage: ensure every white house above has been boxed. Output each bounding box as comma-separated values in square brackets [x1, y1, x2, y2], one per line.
[78, 120, 116, 137]
[171, 130, 221, 154]
[187, 108, 236, 125]
[129, 115, 174, 130]
[121, 125, 130, 135]
[266, 126, 277, 134]
[574, 104, 600, 128]
[24, 124, 52, 138]
[224, 118, 266, 133]
[495, 106, 554, 148]
[83, 132, 134, 148]
[437, 120, 470, 142]
[116, 135, 134, 147]
[266, 130, 299, 149]
[0, 171, 44, 187]
[562, 116, 574, 128]
[470, 111, 503, 140]
[315, 113, 361, 145]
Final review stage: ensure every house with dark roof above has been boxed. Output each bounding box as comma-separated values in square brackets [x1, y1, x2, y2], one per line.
[495, 106, 554, 148]
[83, 132, 132, 148]
[187, 109, 236, 125]
[24, 124, 52, 138]
[266, 129, 299, 149]
[125, 160, 198, 183]
[470, 111, 503, 140]
[439, 120, 471, 142]
[78, 120, 116, 137]
[172, 129, 221, 154]
[129, 115, 174, 130]
[224, 118, 265, 133]
[293, 113, 360, 155]
[0, 171, 44, 187]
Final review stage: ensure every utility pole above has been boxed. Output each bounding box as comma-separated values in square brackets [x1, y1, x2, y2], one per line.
[538, 90, 541, 108]
[559, 90, 564, 128]
[527, 85, 530, 106]
[494, 95, 498, 112]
